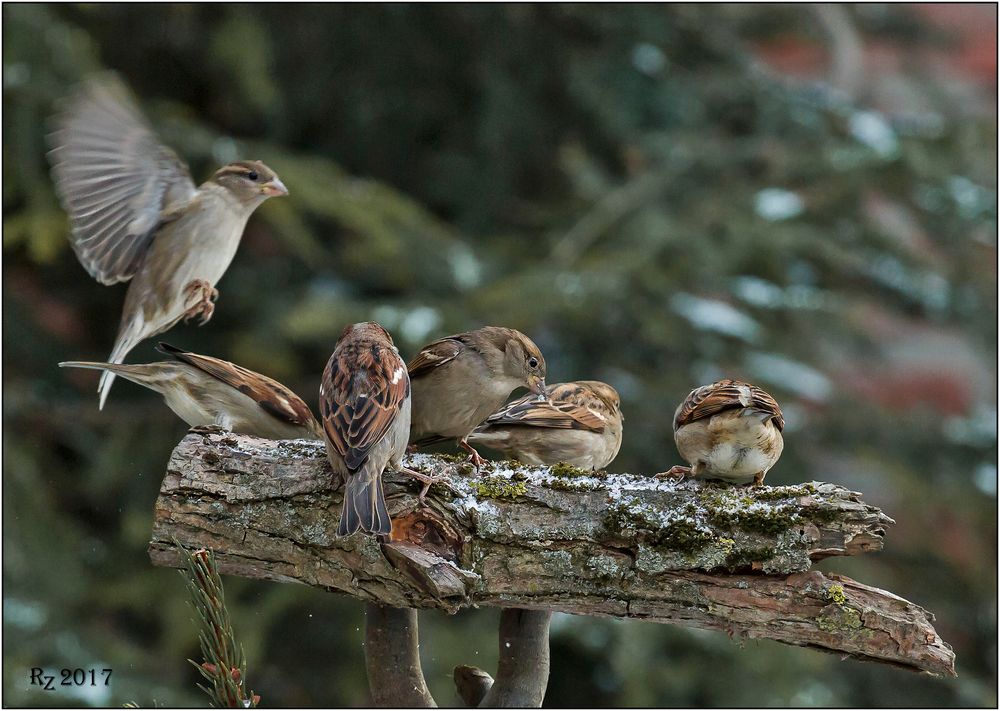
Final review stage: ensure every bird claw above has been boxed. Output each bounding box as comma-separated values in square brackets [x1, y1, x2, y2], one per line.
[458, 440, 489, 472]
[399, 467, 449, 504]
[182, 280, 218, 326]
[467, 451, 488, 471]
[655, 465, 691, 480]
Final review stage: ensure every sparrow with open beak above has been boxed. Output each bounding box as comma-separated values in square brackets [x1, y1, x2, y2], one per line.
[320, 322, 439, 536]
[48, 73, 288, 409]
[468, 380, 623, 471]
[59, 343, 321, 440]
[408, 326, 547, 468]
[662, 380, 784, 486]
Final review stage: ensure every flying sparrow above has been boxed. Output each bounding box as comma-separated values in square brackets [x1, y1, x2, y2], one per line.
[663, 380, 784, 486]
[408, 326, 547, 468]
[59, 342, 322, 440]
[48, 74, 288, 409]
[468, 380, 624, 471]
[320, 322, 440, 536]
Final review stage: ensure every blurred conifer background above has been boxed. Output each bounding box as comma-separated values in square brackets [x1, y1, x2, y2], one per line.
[2, 4, 996, 707]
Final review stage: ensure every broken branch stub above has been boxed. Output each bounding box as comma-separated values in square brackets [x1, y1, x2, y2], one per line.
[148, 431, 954, 677]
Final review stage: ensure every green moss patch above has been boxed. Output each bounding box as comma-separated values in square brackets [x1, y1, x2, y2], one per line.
[475, 476, 527, 500]
[549, 462, 591, 478]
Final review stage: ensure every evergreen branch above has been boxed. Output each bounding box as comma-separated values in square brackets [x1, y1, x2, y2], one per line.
[176, 540, 260, 708]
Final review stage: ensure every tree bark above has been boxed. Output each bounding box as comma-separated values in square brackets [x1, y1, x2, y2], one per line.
[148, 431, 955, 678]
[364, 604, 436, 707]
[479, 609, 552, 707]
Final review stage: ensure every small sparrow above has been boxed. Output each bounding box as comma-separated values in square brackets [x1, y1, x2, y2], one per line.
[48, 74, 288, 409]
[59, 342, 322, 440]
[408, 326, 547, 468]
[663, 380, 784, 486]
[468, 380, 624, 471]
[321, 322, 439, 536]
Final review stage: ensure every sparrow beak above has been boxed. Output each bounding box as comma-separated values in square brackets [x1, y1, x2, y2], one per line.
[528, 375, 547, 396]
[261, 178, 288, 197]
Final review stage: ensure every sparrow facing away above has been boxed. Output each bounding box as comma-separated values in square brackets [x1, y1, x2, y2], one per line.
[663, 379, 785, 486]
[408, 326, 547, 468]
[320, 322, 439, 536]
[468, 380, 624, 471]
[59, 342, 322, 440]
[48, 74, 288, 409]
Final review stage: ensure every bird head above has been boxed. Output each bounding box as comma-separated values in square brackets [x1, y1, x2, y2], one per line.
[212, 160, 288, 203]
[499, 330, 547, 395]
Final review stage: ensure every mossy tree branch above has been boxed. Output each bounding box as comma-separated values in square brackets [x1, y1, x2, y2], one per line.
[149, 430, 955, 678]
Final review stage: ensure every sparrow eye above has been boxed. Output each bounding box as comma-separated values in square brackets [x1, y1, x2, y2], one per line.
[528, 357, 539, 369]
[247, 170, 259, 181]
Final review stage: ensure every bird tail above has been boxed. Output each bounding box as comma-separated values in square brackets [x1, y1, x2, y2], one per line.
[466, 428, 509, 449]
[410, 433, 451, 449]
[59, 360, 171, 394]
[338, 469, 391, 536]
[97, 321, 144, 410]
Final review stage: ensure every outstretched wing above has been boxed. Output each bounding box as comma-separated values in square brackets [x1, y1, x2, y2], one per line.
[407, 337, 464, 379]
[321, 342, 409, 470]
[156, 342, 319, 431]
[48, 73, 197, 285]
[674, 380, 784, 431]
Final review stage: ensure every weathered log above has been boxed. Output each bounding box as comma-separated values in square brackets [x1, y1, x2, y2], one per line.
[148, 430, 955, 677]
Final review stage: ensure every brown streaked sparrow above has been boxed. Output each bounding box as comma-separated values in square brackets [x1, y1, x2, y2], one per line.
[468, 380, 624, 471]
[408, 326, 547, 468]
[48, 74, 288, 409]
[320, 322, 439, 536]
[662, 379, 785, 486]
[59, 342, 322, 440]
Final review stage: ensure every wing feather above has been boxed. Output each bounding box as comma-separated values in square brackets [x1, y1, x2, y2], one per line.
[156, 343, 319, 431]
[322, 341, 409, 471]
[674, 380, 784, 431]
[48, 74, 197, 285]
[480, 382, 610, 433]
[407, 338, 464, 379]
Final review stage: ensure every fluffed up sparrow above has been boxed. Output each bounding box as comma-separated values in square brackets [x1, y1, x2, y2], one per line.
[408, 326, 547, 468]
[48, 74, 288, 409]
[59, 342, 322, 440]
[320, 322, 439, 536]
[662, 379, 785, 486]
[468, 380, 623, 471]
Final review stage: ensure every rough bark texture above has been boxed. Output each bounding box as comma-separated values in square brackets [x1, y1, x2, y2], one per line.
[148, 430, 956, 677]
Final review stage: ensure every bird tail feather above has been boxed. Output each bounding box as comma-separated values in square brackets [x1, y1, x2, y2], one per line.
[60, 360, 170, 394]
[338, 469, 391, 536]
[98, 322, 144, 410]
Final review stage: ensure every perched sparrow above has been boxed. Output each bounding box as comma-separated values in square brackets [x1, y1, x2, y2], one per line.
[320, 322, 439, 536]
[59, 342, 322, 440]
[468, 380, 624, 471]
[663, 380, 784, 486]
[48, 74, 288, 409]
[408, 326, 547, 468]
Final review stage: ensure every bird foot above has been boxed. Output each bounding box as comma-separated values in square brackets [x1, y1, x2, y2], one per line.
[458, 440, 490, 472]
[182, 280, 219, 326]
[751, 472, 767, 487]
[406, 444, 419, 455]
[467, 451, 489, 471]
[399, 467, 449, 504]
[655, 465, 691, 480]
